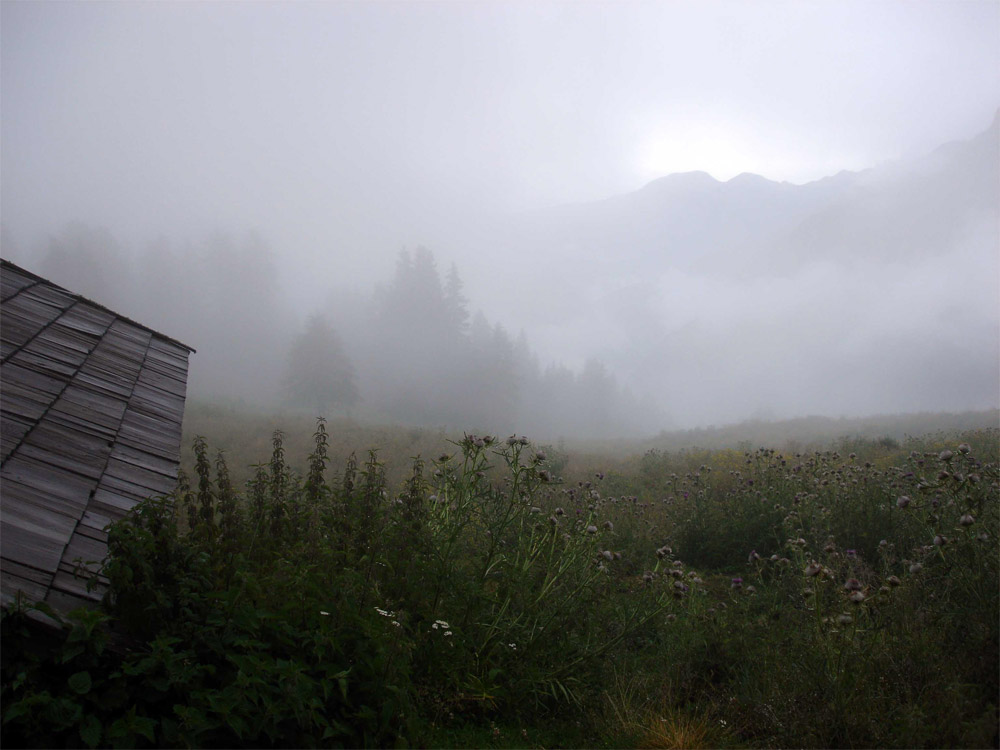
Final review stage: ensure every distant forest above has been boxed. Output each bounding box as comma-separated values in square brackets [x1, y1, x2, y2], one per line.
[7, 222, 665, 438]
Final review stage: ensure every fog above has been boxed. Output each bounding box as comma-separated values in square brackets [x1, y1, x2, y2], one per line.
[2, 1, 998, 436]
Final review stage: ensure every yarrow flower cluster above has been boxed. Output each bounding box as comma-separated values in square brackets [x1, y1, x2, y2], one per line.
[375, 606, 401, 627]
[430, 619, 453, 636]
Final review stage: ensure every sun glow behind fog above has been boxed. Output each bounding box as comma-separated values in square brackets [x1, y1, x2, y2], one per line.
[633, 120, 867, 186]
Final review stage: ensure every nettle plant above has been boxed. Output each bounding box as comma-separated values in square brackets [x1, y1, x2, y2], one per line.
[403, 433, 684, 712]
[5, 420, 697, 748]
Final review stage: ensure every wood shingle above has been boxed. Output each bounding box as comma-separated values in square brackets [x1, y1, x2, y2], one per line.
[0, 258, 194, 614]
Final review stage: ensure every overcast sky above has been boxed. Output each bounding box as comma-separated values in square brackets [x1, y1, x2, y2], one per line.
[3, 1, 997, 244]
[2, 1, 998, 427]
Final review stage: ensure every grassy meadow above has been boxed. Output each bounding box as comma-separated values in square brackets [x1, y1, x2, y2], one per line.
[2, 404, 998, 748]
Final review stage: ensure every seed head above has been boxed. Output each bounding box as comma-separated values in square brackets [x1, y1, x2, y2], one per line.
[909, 562, 923, 574]
[804, 562, 822, 577]
[844, 578, 862, 591]
[601, 550, 614, 562]
[603, 520, 614, 531]
[849, 591, 865, 604]
[897, 496, 911, 509]
[837, 614, 853, 625]
[959, 514, 975, 526]
[586, 525, 598, 534]
[886, 575, 901, 586]
[938, 450, 954, 462]
[933, 534, 947, 546]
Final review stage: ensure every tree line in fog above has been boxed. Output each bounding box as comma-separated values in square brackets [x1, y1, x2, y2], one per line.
[6, 222, 665, 438]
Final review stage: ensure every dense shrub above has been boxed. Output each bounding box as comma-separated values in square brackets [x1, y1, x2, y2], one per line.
[2, 423, 996, 748]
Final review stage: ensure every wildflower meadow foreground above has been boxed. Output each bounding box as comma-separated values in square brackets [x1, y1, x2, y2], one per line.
[2, 423, 997, 748]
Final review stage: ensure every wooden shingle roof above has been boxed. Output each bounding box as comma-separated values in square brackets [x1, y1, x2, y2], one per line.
[1, 258, 194, 614]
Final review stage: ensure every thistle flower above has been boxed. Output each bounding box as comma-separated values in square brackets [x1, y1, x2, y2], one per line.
[849, 591, 865, 604]
[665, 614, 677, 622]
[533, 450, 547, 462]
[845, 549, 857, 559]
[805, 562, 822, 577]
[731, 577, 743, 589]
[938, 450, 954, 462]
[844, 578, 862, 591]
[656, 545, 672, 559]
[748, 550, 761, 562]
[643, 571, 654, 584]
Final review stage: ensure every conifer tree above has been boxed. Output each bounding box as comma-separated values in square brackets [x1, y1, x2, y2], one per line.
[284, 315, 360, 416]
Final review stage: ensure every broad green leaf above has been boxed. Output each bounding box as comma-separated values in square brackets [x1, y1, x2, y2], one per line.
[79, 714, 102, 748]
[68, 671, 92, 695]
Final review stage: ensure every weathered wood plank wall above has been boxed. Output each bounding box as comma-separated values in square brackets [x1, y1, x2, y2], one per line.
[1, 259, 194, 614]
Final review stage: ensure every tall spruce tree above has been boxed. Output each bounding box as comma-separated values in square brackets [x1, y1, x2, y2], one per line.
[284, 315, 360, 416]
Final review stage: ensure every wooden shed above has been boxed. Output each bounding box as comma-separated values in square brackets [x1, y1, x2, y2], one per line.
[1, 258, 194, 614]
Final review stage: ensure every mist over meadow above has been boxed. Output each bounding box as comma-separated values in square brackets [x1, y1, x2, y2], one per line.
[2, 1, 998, 437]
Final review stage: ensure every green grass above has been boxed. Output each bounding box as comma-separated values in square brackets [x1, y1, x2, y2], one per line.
[4, 404, 998, 749]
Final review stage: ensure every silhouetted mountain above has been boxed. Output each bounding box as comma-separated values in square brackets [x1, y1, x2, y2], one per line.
[470, 114, 998, 426]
